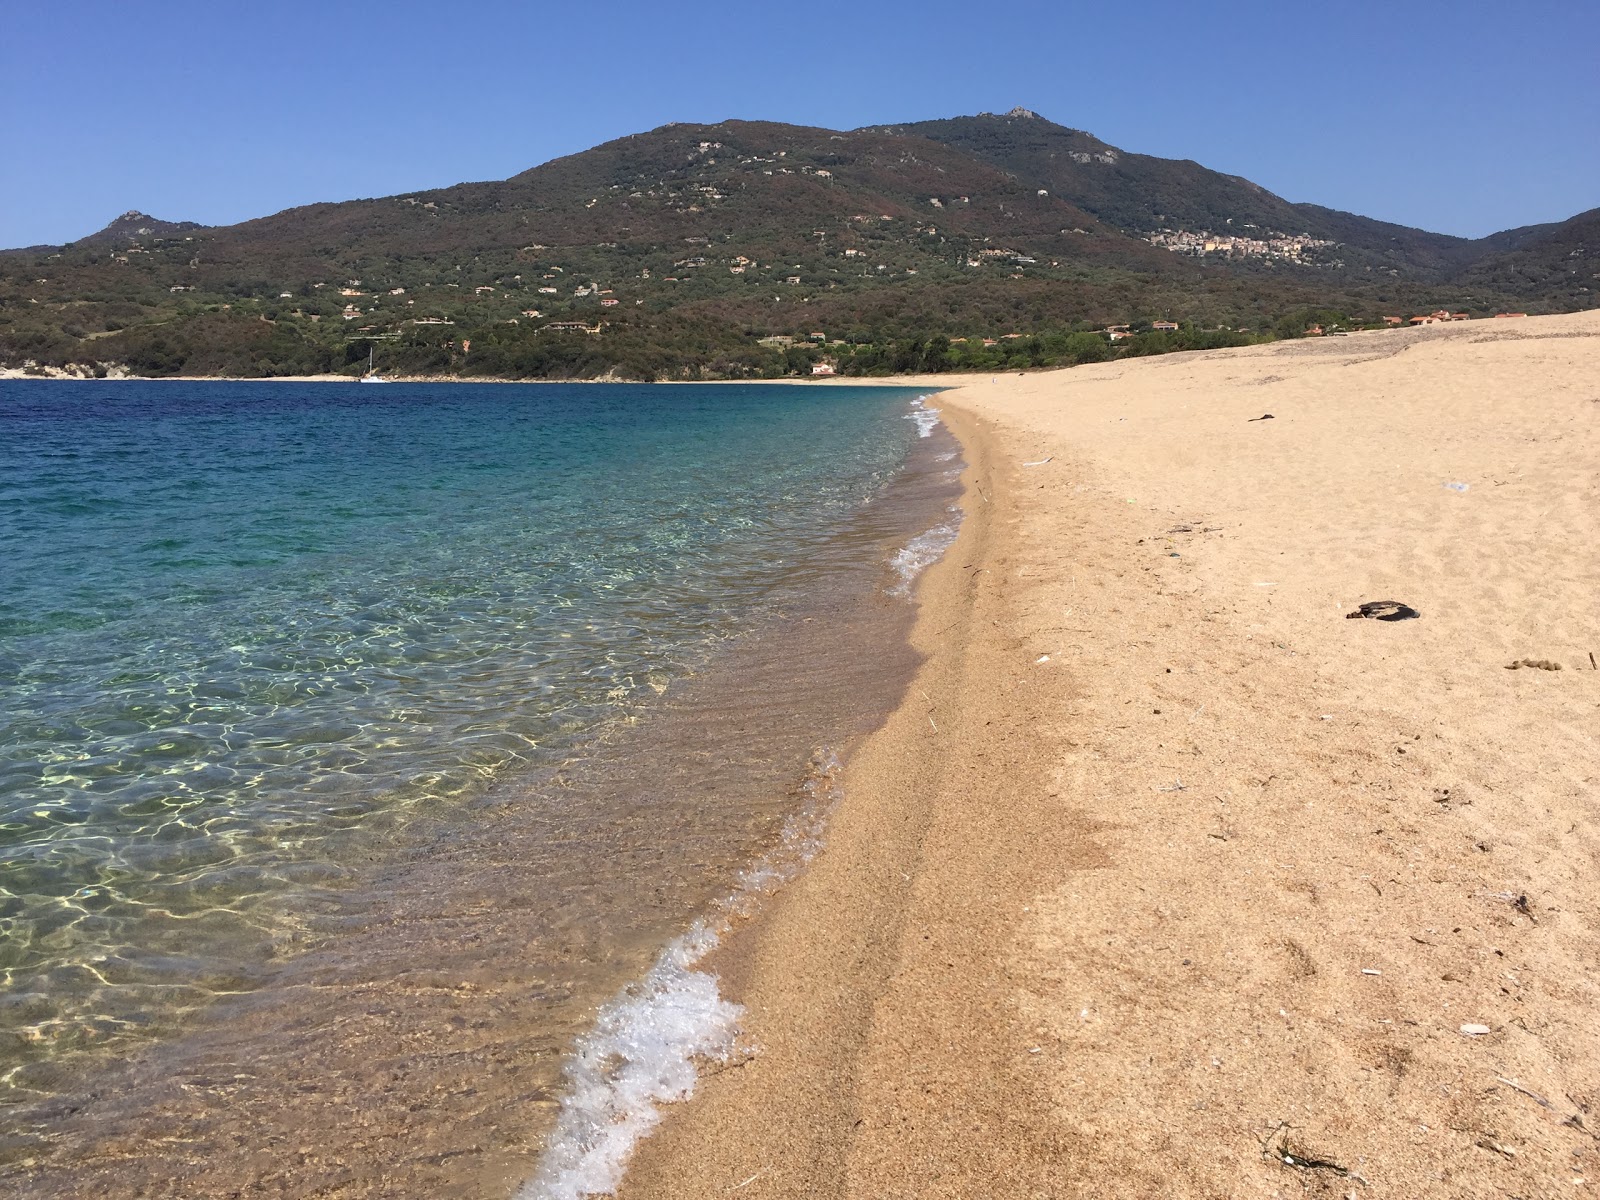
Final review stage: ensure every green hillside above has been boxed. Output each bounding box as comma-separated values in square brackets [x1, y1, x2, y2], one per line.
[0, 112, 1591, 381]
[875, 109, 1481, 277]
[1450, 208, 1599, 308]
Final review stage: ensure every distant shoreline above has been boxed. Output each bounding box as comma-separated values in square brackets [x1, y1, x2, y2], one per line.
[7, 321, 1546, 389]
[0, 368, 954, 386]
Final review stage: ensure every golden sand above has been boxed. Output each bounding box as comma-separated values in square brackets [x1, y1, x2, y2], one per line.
[618, 312, 1600, 1198]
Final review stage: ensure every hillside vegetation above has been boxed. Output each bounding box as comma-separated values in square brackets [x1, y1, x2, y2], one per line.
[2, 110, 1592, 380]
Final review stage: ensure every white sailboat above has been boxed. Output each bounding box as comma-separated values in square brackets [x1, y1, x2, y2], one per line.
[359, 345, 389, 383]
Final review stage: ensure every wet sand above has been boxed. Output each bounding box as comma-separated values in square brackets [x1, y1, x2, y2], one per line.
[619, 313, 1600, 1198]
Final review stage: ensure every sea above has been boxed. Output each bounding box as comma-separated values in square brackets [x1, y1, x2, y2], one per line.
[0, 379, 961, 1197]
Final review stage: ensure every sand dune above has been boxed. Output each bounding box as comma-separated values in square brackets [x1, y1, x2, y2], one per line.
[619, 312, 1600, 1198]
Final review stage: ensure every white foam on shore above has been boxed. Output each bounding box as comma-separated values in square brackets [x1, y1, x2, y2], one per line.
[887, 397, 961, 597]
[889, 512, 961, 598]
[519, 756, 843, 1200]
[905, 395, 941, 438]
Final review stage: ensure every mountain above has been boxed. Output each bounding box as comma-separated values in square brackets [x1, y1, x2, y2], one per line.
[871, 109, 1479, 277]
[174, 115, 1201, 296]
[1450, 207, 1599, 308]
[77, 210, 208, 247]
[0, 112, 1591, 380]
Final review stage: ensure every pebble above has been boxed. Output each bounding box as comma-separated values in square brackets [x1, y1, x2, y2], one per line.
[1460, 1023, 1492, 1036]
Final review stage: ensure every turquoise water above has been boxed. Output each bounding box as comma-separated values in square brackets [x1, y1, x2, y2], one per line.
[0, 379, 928, 1096]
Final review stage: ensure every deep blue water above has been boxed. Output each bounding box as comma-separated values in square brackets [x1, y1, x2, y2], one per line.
[0, 378, 927, 1092]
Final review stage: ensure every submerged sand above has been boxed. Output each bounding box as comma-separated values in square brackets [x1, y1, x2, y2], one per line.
[617, 313, 1600, 1198]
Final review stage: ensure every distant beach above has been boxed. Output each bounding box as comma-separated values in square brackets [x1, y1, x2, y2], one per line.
[614, 312, 1600, 1198]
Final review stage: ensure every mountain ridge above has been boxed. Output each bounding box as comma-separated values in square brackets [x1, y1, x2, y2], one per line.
[871, 113, 1481, 276]
[1, 110, 1591, 380]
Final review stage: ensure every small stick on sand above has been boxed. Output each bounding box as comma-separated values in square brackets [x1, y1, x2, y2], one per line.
[1496, 1076, 1552, 1109]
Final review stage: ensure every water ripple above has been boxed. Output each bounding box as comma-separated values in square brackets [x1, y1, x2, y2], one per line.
[0, 379, 928, 1098]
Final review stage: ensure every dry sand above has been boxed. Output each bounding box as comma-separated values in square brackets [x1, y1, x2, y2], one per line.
[615, 312, 1600, 1198]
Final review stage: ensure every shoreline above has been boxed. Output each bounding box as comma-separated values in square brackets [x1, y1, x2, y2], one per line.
[0, 368, 955, 386]
[5, 315, 1594, 1195]
[612, 311, 1600, 1197]
[0, 387, 963, 1199]
[2, 319, 1578, 389]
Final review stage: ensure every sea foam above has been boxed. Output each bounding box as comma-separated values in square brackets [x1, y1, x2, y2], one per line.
[889, 513, 961, 598]
[905, 395, 941, 438]
[519, 756, 843, 1199]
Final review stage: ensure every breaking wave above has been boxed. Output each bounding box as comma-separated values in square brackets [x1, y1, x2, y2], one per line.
[905, 395, 940, 438]
[888, 513, 961, 598]
[519, 755, 844, 1200]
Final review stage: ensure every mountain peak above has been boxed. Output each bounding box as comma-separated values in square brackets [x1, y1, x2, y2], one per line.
[977, 106, 1041, 120]
[80, 210, 206, 246]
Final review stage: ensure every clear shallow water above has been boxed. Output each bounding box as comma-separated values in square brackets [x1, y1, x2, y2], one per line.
[0, 379, 929, 1099]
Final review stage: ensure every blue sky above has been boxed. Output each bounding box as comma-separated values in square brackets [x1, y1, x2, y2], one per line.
[3, 0, 1594, 248]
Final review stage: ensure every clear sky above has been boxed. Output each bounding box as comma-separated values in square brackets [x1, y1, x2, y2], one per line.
[4, 0, 1595, 249]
